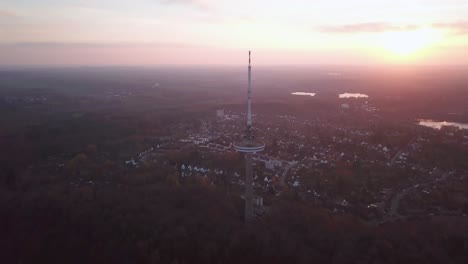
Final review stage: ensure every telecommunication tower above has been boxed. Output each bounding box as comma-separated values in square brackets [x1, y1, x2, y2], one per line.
[233, 51, 265, 223]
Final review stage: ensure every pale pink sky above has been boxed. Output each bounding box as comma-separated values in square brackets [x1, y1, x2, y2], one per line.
[1, 0, 468, 65]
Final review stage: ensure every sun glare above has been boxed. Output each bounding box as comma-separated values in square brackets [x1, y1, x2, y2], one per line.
[377, 28, 440, 57]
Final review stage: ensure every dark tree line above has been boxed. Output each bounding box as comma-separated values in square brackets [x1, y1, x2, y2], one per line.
[1, 178, 468, 264]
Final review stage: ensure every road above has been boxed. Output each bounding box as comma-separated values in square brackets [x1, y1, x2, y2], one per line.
[389, 136, 416, 165]
[279, 163, 294, 186]
[388, 187, 414, 217]
[384, 171, 449, 220]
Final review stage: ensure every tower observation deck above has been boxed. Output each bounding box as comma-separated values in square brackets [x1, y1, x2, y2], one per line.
[233, 51, 265, 223]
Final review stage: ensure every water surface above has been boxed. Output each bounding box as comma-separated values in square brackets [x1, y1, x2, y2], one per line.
[291, 92, 316, 96]
[418, 120, 468, 130]
[339, 93, 369, 98]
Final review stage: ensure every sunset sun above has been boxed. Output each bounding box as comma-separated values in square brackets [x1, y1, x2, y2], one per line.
[377, 28, 441, 56]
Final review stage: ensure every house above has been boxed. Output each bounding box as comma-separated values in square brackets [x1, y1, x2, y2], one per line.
[265, 159, 282, 170]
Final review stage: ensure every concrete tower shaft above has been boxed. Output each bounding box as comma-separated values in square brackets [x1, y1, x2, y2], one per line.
[244, 153, 253, 222]
[247, 51, 252, 127]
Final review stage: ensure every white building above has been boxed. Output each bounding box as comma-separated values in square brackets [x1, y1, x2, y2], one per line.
[265, 159, 282, 170]
[193, 137, 210, 145]
[253, 196, 263, 206]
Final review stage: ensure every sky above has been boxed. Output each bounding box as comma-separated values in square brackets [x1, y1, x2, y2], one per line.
[1, 0, 468, 65]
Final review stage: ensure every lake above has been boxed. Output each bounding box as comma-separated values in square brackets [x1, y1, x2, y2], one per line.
[418, 120, 468, 130]
[339, 93, 369, 98]
[291, 92, 316, 96]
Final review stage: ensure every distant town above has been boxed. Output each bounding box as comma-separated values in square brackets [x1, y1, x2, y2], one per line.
[121, 102, 468, 223]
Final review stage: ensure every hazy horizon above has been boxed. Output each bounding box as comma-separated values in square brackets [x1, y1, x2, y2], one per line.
[2, 0, 468, 65]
